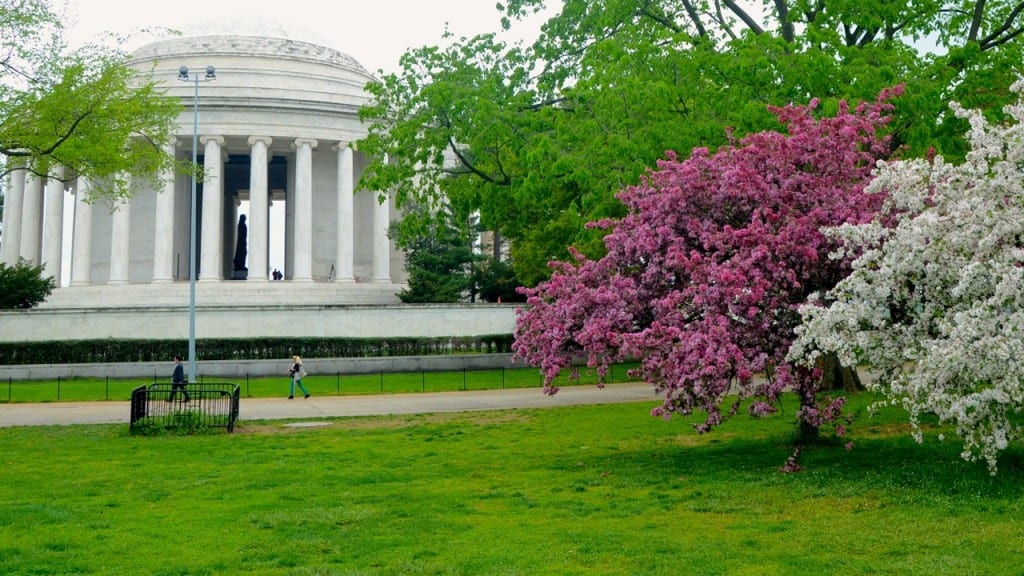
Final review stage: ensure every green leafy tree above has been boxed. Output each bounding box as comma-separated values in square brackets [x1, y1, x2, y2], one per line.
[0, 0, 179, 202]
[0, 257, 55, 308]
[359, 0, 1024, 284]
[474, 258, 525, 303]
[393, 199, 479, 303]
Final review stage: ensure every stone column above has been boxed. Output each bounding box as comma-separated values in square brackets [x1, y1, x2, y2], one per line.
[292, 137, 317, 282]
[70, 178, 94, 286]
[372, 169, 391, 283]
[108, 189, 132, 284]
[248, 136, 272, 281]
[333, 142, 355, 282]
[1, 167, 25, 266]
[199, 135, 224, 282]
[42, 167, 66, 283]
[152, 140, 177, 283]
[19, 171, 43, 263]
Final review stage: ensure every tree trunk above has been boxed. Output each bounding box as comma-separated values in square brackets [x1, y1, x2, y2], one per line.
[796, 412, 820, 444]
[817, 352, 863, 392]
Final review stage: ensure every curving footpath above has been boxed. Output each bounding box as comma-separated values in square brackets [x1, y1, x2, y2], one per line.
[0, 383, 659, 428]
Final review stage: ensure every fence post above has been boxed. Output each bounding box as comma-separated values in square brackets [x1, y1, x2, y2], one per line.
[421, 370, 425, 392]
[57, 376, 62, 401]
[246, 373, 250, 398]
[105, 375, 109, 400]
[336, 372, 340, 394]
[463, 368, 467, 391]
[380, 370, 384, 393]
[501, 367, 505, 389]
[7, 377, 11, 402]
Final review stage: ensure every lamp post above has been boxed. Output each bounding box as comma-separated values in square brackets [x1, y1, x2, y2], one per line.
[177, 65, 216, 383]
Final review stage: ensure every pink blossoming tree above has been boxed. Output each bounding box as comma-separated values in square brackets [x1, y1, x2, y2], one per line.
[513, 90, 899, 451]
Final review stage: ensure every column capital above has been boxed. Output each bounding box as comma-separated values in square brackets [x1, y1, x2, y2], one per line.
[200, 135, 225, 146]
[293, 138, 318, 149]
[332, 141, 352, 152]
[247, 136, 273, 147]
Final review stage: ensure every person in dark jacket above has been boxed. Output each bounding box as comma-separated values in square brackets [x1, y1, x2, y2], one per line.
[167, 355, 190, 402]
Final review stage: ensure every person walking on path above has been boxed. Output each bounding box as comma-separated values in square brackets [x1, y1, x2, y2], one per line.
[288, 355, 310, 399]
[167, 356, 190, 402]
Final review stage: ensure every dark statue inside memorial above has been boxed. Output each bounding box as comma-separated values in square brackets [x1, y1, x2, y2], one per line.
[232, 214, 248, 279]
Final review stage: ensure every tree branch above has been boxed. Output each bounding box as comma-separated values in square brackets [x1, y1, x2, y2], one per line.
[33, 109, 93, 157]
[678, 0, 709, 39]
[858, 27, 880, 47]
[979, 1, 1024, 49]
[772, 0, 795, 43]
[723, 0, 765, 35]
[803, 0, 825, 23]
[982, 24, 1024, 49]
[969, 0, 989, 42]
[522, 96, 570, 112]
[444, 133, 510, 186]
[712, 0, 740, 41]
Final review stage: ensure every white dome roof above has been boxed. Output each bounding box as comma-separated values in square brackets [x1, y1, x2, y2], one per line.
[128, 34, 376, 146]
[130, 34, 371, 78]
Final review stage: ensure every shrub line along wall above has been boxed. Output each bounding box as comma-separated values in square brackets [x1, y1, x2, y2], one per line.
[0, 335, 515, 366]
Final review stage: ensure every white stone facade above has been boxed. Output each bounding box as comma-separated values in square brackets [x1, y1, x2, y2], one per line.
[0, 303, 516, 343]
[1, 35, 408, 311]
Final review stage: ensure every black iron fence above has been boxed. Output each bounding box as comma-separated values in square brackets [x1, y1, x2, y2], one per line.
[129, 383, 240, 433]
[1, 363, 640, 403]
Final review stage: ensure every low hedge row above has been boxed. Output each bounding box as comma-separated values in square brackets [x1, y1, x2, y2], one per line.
[0, 335, 516, 365]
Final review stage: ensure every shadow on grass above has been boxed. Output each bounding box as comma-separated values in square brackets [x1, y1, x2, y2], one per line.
[580, 425, 1024, 503]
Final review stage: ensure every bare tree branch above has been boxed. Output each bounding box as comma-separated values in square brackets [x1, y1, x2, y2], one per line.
[979, 1, 1024, 49]
[982, 24, 1024, 49]
[713, 0, 740, 41]
[678, 0, 709, 39]
[722, 0, 765, 35]
[969, 0, 989, 42]
[439, 111, 510, 187]
[772, 0, 795, 42]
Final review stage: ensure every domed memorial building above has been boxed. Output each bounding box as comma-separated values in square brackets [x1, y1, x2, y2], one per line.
[0, 34, 513, 343]
[60, 34, 402, 301]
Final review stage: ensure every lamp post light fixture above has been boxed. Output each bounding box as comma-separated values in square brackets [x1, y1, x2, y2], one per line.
[177, 65, 216, 383]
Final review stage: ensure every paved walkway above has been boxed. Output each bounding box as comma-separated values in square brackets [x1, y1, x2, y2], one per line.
[0, 383, 659, 427]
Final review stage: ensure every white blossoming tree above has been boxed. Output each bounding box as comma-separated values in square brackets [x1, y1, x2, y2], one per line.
[790, 82, 1024, 473]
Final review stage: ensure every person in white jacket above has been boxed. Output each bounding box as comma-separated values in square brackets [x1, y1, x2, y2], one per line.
[287, 355, 311, 399]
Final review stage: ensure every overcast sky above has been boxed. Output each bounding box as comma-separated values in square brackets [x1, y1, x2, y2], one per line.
[65, 0, 558, 75]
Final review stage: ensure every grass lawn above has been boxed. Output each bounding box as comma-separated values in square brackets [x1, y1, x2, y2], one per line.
[0, 364, 639, 403]
[0, 394, 1021, 575]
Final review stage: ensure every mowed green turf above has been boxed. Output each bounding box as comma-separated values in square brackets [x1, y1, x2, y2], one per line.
[0, 393, 1021, 575]
[0, 364, 638, 403]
